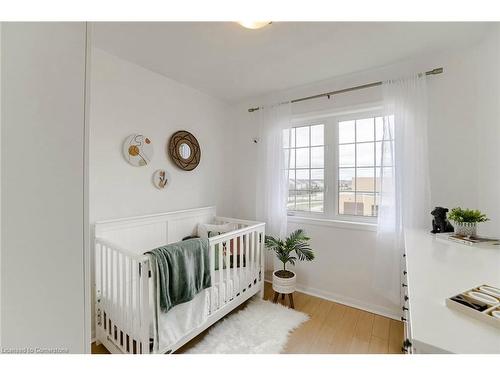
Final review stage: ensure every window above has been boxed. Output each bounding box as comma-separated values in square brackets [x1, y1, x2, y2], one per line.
[285, 108, 391, 223]
[285, 124, 325, 213]
[338, 116, 386, 218]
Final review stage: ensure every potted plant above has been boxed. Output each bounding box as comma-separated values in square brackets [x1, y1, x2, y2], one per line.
[448, 207, 489, 237]
[265, 229, 315, 295]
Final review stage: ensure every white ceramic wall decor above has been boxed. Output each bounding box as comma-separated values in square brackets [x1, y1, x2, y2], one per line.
[153, 169, 168, 189]
[123, 134, 153, 166]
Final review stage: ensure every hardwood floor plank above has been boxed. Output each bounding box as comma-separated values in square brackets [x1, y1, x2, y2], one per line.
[372, 315, 391, 340]
[327, 306, 362, 353]
[348, 310, 375, 354]
[308, 301, 346, 353]
[91, 343, 109, 354]
[388, 319, 404, 354]
[283, 291, 323, 353]
[368, 335, 389, 354]
[298, 299, 334, 354]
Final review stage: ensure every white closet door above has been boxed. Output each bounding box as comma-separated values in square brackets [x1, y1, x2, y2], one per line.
[1, 22, 88, 353]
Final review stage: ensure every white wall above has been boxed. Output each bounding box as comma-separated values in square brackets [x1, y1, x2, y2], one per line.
[475, 29, 500, 236]
[90, 49, 233, 221]
[89, 48, 233, 337]
[0, 22, 3, 350]
[1, 23, 87, 353]
[228, 29, 500, 318]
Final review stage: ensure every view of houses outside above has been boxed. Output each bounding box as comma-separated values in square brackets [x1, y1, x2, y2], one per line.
[338, 177, 379, 216]
[285, 123, 324, 212]
[286, 115, 392, 217]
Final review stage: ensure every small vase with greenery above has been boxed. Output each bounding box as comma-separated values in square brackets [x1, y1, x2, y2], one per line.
[448, 207, 488, 237]
[265, 229, 315, 295]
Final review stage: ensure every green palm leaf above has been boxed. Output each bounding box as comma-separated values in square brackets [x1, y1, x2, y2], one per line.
[265, 229, 315, 271]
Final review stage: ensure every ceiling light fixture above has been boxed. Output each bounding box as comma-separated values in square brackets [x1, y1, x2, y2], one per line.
[238, 21, 272, 30]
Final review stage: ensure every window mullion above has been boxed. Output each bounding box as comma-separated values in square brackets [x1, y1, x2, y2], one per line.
[307, 126, 310, 212]
[293, 129, 297, 210]
[373, 117, 377, 217]
[329, 118, 337, 219]
[354, 120, 358, 216]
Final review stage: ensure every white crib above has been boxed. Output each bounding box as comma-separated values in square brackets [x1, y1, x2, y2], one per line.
[94, 206, 265, 354]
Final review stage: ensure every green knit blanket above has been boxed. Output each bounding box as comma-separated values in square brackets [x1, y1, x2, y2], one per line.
[146, 238, 211, 313]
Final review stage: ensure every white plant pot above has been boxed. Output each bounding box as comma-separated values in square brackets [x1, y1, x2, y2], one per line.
[454, 222, 477, 237]
[272, 270, 297, 294]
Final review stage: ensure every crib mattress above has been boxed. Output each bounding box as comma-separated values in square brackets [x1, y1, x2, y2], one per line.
[155, 266, 259, 351]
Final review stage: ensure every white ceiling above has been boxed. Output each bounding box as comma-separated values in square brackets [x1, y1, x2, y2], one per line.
[93, 22, 491, 103]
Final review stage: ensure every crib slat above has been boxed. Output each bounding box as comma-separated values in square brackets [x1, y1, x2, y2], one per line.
[95, 243, 102, 333]
[120, 253, 125, 331]
[115, 250, 119, 329]
[140, 260, 149, 353]
[114, 250, 119, 329]
[260, 230, 265, 286]
[113, 249, 118, 326]
[107, 246, 111, 319]
[226, 239, 231, 299]
[113, 248, 117, 321]
[218, 243, 223, 308]
[127, 257, 133, 349]
[130, 259, 136, 337]
[251, 230, 255, 286]
[99, 243, 105, 314]
[238, 234, 247, 294]
[110, 248, 118, 322]
[108, 247, 113, 325]
[233, 236, 238, 296]
[95, 243, 100, 300]
[210, 243, 215, 312]
[245, 232, 250, 289]
[253, 230, 257, 286]
[134, 259, 140, 337]
[208, 243, 215, 314]
[102, 245, 107, 310]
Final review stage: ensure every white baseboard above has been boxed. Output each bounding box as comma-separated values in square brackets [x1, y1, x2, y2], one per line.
[264, 278, 400, 321]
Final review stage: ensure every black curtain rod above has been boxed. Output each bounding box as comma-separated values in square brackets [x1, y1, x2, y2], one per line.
[247, 67, 443, 113]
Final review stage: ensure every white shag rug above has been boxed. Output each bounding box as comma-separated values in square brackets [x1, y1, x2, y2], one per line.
[186, 297, 309, 354]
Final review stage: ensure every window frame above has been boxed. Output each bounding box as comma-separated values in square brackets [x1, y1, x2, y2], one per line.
[287, 105, 384, 224]
[285, 120, 327, 216]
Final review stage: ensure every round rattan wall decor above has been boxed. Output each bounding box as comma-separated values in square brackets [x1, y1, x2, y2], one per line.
[168, 130, 201, 171]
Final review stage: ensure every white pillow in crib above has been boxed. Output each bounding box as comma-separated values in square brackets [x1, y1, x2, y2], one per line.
[197, 223, 235, 239]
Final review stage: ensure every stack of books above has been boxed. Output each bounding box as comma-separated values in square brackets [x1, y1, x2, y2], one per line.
[435, 233, 500, 247]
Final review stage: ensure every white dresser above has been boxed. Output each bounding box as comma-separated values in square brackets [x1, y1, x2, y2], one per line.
[402, 229, 500, 353]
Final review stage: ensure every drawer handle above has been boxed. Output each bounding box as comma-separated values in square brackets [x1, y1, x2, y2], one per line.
[402, 283, 408, 287]
[401, 317, 407, 322]
[403, 339, 412, 348]
[402, 306, 409, 311]
[403, 270, 407, 275]
[404, 295, 409, 301]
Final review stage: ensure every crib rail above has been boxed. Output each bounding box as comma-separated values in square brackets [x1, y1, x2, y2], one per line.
[208, 222, 265, 311]
[95, 217, 265, 354]
[95, 239, 150, 354]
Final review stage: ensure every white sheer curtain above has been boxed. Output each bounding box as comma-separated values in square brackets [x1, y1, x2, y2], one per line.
[255, 102, 291, 270]
[375, 74, 431, 303]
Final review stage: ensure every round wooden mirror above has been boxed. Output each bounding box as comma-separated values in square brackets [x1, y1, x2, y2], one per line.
[168, 130, 201, 171]
[179, 143, 191, 159]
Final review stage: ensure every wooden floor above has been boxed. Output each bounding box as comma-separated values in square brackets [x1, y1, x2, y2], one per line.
[92, 282, 404, 354]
